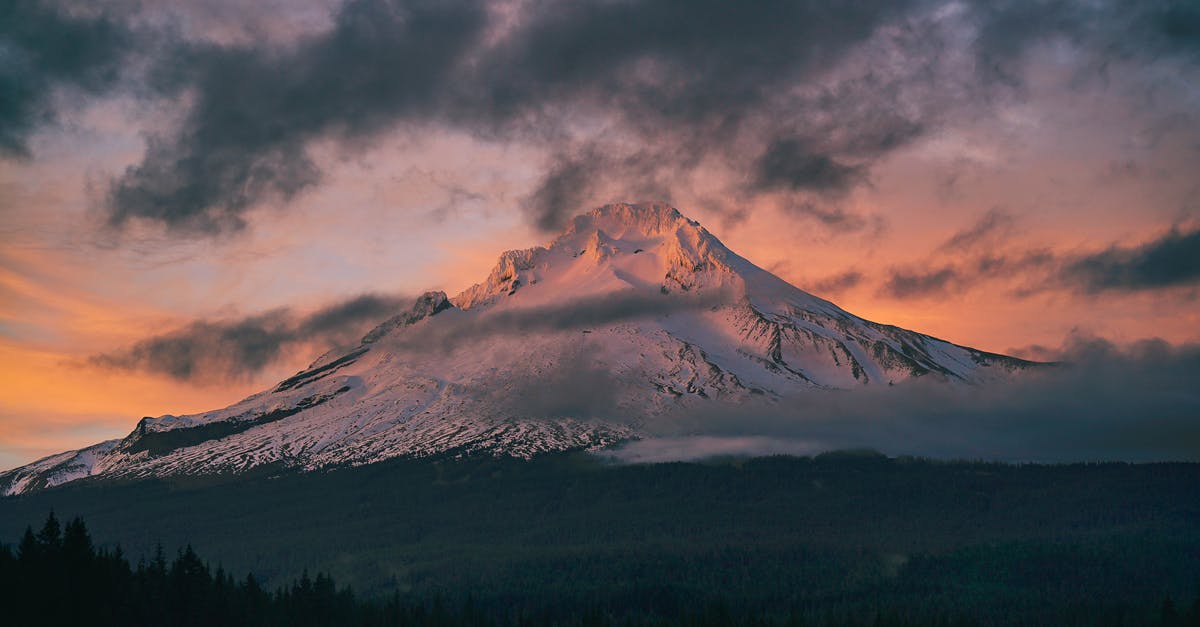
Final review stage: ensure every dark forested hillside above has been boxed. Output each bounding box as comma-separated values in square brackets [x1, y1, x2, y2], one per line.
[1, 453, 1199, 625]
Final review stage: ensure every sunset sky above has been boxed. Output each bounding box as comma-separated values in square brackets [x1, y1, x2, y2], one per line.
[2, 0, 1199, 470]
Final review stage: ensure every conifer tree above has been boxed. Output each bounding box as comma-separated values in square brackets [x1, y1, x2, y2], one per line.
[36, 511, 61, 552]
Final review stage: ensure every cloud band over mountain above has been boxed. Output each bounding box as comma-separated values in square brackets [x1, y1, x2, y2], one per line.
[89, 293, 412, 382]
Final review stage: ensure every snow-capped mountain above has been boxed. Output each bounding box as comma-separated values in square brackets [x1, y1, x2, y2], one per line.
[1, 203, 1034, 495]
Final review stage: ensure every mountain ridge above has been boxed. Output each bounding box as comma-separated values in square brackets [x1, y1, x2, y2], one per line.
[1, 202, 1036, 495]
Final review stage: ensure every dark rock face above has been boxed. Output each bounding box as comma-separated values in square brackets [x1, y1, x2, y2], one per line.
[360, 291, 454, 344]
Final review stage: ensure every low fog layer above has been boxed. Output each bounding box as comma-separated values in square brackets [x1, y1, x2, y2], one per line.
[600, 335, 1200, 463]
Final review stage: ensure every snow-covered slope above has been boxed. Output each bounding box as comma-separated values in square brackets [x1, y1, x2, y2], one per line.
[1, 203, 1035, 494]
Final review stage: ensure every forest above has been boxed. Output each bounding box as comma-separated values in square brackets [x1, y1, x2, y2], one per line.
[1, 452, 1199, 625]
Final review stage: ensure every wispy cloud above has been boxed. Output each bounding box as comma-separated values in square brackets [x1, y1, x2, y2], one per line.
[1062, 226, 1200, 293]
[88, 287, 738, 383]
[805, 270, 865, 296]
[387, 288, 738, 353]
[877, 225, 1200, 301]
[938, 208, 1016, 253]
[89, 293, 411, 382]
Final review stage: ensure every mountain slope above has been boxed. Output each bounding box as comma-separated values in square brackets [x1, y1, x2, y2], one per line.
[1, 203, 1034, 494]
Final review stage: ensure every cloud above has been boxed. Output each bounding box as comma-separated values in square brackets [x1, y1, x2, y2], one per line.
[601, 436, 826, 464]
[608, 334, 1200, 463]
[806, 270, 865, 295]
[1159, 3, 1200, 50]
[1005, 343, 1062, 362]
[386, 288, 738, 353]
[966, 0, 1200, 87]
[939, 208, 1016, 252]
[0, 0, 133, 156]
[469, 340, 627, 421]
[297, 293, 410, 337]
[473, 0, 916, 128]
[523, 148, 604, 232]
[96, 0, 933, 235]
[90, 287, 735, 383]
[880, 265, 961, 299]
[876, 223, 1200, 300]
[4, 0, 1194, 238]
[104, 0, 490, 235]
[90, 293, 410, 382]
[1061, 226, 1200, 293]
[879, 250, 1057, 299]
[466, 0, 931, 229]
[872, 209, 1043, 300]
[751, 139, 866, 195]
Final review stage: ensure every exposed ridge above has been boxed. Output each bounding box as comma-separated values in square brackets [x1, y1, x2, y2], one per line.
[452, 247, 543, 309]
[361, 291, 454, 344]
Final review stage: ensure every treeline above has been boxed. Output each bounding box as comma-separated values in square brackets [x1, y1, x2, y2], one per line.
[2, 513, 366, 626]
[3, 513, 1200, 627]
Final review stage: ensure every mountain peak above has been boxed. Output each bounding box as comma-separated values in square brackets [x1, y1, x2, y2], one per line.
[565, 202, 696, 239]
[454, 202, 736, 309]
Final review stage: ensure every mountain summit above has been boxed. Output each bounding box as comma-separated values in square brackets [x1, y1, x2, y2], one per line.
[1, 203, 1033, 494]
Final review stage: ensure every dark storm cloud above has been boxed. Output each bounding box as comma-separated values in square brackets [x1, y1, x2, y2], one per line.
[966, 0, 1083, 87]
[0, 0, 132, 156]
[490, 0, 930, 228]
[1062, 226, 1200, 293]
[297, 293, 410, 337]
[611, 334, 1200, 463]
[5, 0, 1194, 236]
[90, 293, 409, 382]
[1159, 3, 1200, 49]
[525, 147, 677, 230]
[472, 0, 916, 129]
[524, 149, 602, 232]
[966, 0, 1200, 88]
[98, 0, 926, 234]
[105, 0, 490, 234]
[751, 139, 865, 195]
